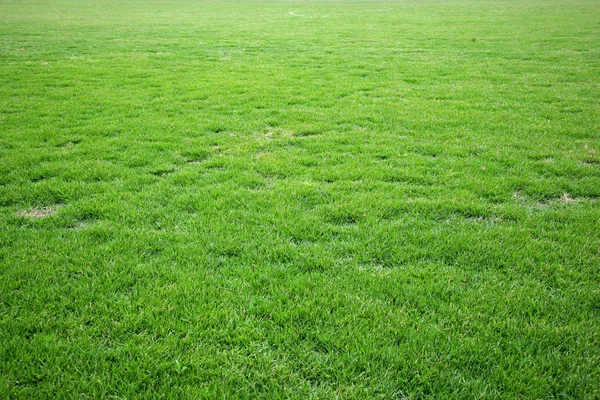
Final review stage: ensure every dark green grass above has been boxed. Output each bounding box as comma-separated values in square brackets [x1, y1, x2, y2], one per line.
[1, 0, 599, 397]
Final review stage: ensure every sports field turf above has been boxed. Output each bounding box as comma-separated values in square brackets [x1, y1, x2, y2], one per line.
[1, 0, 599, 397]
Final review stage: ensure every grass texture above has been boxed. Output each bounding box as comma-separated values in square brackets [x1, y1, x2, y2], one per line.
[1, 0, 599, 398]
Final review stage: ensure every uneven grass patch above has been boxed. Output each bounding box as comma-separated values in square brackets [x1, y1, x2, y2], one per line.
[1, 0, 599, 398]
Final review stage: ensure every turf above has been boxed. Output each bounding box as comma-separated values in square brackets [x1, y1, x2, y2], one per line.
[1, 0, 599, 398]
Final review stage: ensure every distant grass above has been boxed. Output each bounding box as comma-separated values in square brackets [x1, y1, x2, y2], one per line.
[1, 0, 599, 398]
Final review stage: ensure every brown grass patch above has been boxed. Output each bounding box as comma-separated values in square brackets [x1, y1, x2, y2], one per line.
[16, 207, 58, 218]
[560, 193, 576, 203]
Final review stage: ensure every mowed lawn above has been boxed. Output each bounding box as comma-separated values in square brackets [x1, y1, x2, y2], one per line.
[1, 0, 599, 397]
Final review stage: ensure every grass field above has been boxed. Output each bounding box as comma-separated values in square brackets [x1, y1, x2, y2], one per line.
[1, 0, 599, 397]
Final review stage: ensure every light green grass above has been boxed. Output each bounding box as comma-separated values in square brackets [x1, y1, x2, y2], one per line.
[1, 0, 599, 398]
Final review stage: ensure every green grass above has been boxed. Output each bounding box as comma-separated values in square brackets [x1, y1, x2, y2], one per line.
[1, 0, 599, 397]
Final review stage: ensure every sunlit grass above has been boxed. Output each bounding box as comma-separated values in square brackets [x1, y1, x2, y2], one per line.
[1, 0, 599, 397]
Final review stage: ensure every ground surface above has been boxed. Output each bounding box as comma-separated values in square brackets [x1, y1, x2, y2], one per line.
[1, 0, 599, 398]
